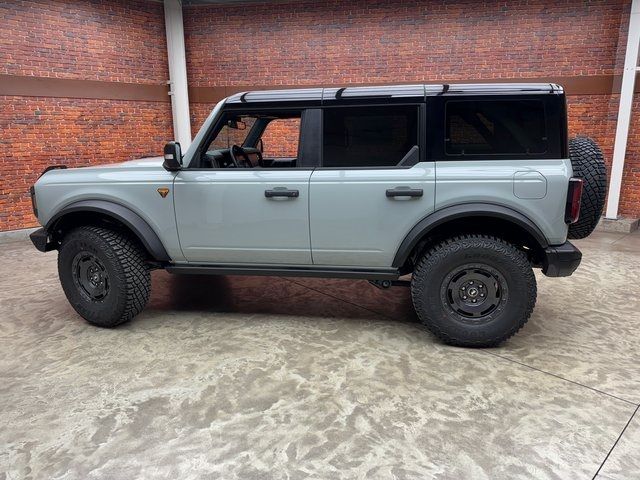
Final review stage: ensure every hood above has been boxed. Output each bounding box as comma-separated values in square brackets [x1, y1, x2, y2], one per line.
[35, 156, 169, 185]
[94, 156, 165, 169]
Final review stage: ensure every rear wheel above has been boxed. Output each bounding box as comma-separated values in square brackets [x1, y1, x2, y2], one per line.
[58, 226, 151, 327]
[411, 235, 536, 347]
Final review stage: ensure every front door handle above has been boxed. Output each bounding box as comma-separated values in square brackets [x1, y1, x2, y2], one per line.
[265, 188, 299, 198]
[386, 187, 423, 198]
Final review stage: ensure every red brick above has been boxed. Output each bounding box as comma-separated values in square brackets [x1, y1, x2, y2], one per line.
[2, 0, 640, 232]
[184, 0, 640, 218]
[0, 0, 172, 231]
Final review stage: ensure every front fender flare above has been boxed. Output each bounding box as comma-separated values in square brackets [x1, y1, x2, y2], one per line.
[392, 203, 549, 268]
[46, 200, 171, 262]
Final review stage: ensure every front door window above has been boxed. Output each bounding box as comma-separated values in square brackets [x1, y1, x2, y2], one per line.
[198, 110, 304, 169]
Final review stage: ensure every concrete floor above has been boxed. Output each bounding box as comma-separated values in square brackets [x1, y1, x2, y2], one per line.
[1, 231, 639, 480]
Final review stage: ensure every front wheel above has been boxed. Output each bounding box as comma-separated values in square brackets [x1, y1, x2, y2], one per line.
[411, 235, 536, 347]
[58, 226, 151, 327]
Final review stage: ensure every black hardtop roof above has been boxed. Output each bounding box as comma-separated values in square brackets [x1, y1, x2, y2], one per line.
[224, 83, 564, 107]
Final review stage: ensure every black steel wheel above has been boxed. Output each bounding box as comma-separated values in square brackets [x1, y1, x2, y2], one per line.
[411, 235, 537, 347]
[442, 264, 506, 322]
[72, 251, 110, 301]
[58, 226, 150, 328]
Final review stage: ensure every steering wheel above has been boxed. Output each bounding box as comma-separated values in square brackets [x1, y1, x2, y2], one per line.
[230, 144, 253, 168]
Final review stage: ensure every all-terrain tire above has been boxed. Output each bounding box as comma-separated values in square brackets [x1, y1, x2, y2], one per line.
[411, 235, 537, 348]
[58, 226, 151, 327]
[568, 136, 606, 239]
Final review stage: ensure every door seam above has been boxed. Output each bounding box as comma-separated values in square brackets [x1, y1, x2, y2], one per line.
[308, 166, 316, 264]
[170, 171, 187, 262]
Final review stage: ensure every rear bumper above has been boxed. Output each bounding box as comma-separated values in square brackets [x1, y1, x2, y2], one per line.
[542, 241, 582, 277]
[30, 227, 55, 252]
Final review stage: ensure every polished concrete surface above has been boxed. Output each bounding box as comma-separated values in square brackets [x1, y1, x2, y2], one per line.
[1, 232, 639, 480]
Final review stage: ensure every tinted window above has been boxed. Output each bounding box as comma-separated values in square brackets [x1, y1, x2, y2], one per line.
[445, 100, 547, 156]
[323, 105, 419, 167]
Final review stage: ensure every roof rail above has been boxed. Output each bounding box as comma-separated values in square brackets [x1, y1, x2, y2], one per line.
[437, 83, 564, 95]
[226, 88, 324, 104]
[323, 84, 425, 101]
[224, 82, 564, 105]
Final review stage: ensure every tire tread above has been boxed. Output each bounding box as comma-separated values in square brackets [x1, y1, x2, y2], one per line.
[58, 226, 150, 327]
[568, 136, 606, 239]
[411, 234, 536, 347]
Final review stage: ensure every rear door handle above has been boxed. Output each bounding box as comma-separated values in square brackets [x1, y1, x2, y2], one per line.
[386, 187, 423, 198]
[265, 188, 299, 198]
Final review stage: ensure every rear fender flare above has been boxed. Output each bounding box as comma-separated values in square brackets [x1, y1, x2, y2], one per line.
[392, 203, 549, 268]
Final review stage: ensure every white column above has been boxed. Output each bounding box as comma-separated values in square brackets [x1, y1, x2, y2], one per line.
[164, 0, 192, 150]
[606, 0, 640, 219]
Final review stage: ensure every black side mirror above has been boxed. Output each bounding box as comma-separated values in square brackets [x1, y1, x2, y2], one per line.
[163, 141, 182, 171]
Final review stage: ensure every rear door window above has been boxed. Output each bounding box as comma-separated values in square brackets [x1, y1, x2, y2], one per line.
[322, 105, 419, 167]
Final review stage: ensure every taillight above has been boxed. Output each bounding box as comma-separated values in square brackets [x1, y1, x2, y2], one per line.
[29, 185, 38, 217]
[565, 178, 583, 224]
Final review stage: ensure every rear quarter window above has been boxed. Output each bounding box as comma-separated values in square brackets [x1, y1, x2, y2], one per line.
[444, 99, 550, 158]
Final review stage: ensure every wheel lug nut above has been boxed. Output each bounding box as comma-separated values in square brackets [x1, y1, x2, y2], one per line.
[461, 286, 466, 290]
[463, 296, 467, 299]
[480, 293, 485, 297]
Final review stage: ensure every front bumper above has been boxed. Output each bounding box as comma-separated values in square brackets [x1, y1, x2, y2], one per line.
[542, 241, 582, 277]
[30, 227, 55, 252]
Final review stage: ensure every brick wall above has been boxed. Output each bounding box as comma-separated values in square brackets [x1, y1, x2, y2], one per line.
[2, 0, 639, 231]
[620, 97, 640, 215]
[0, 96, 172, 230]
[184, 0, 628, 85]
[1, 0, 168, 83]
[190, 103, 216, 139]
[184, 0, 640, 218]
[261, 119, 301, 158]
[0, 0, 172, 231]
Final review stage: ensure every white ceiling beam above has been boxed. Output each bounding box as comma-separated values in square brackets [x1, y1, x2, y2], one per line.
[606, 0, 640, 219]
[164, 0, 192, 151]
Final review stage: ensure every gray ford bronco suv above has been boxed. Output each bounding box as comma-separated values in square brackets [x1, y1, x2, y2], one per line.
[29, 83, 606, 347]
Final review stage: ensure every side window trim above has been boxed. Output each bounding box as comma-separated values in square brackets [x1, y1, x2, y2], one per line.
[298, 109, 322, 168]
[318, 102, 424, 169]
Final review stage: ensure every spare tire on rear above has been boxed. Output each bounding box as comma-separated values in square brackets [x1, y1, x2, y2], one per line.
[568, 136, 607, 239]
